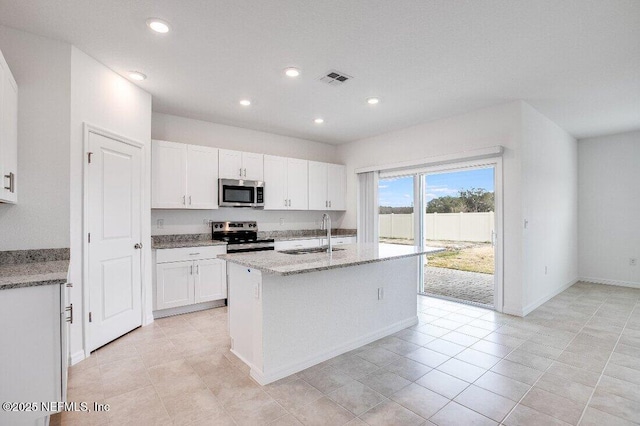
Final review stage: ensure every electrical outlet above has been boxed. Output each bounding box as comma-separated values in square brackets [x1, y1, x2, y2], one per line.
[156, 219, 164, 229]
[279, 218, 285, 226]
[631, 258, 638, 266]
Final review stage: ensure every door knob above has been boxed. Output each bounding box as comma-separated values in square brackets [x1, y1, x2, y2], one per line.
[134, 243, 143, 249]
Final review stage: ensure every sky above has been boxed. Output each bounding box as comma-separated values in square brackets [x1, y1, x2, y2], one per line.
[378, 167, 495, 207]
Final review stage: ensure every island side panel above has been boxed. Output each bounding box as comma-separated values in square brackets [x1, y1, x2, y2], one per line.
[259, 256, 418, 383]
[227, 263, 263, 372]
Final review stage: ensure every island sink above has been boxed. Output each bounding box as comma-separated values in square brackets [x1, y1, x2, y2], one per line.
[279, 246, 345, 255]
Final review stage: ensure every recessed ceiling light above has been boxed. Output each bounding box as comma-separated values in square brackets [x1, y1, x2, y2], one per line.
[239, 99, 251, 106]
[284, 67, 300, 78]
[147, 18, 170, 33]
[367, 97, 380, 105]
[129, 71, 147, 81]
[314, 118, 324, 124]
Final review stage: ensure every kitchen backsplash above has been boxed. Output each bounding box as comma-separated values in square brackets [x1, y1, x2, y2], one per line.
[151, 209, 346, 236]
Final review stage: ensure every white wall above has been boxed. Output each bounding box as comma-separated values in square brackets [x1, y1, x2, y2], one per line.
[579, 130, 640, 287]
[337, 101, 524, 313]
[0, 26, 71, 250]
[151, 113, 344, 235]
[520, 103, 578, 313]
[69, 47, 152, 362]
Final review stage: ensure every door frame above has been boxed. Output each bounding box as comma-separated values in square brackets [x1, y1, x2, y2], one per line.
[82, 123, 146, 354]
[415, 157, 504, 312]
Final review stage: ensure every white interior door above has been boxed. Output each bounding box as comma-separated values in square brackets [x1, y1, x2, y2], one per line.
[187, 145, 218, 209]
[88, 131, 143, 351]
[287, 158, 309, 210]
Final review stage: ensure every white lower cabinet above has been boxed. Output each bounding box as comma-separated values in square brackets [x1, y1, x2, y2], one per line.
[274, 238, 320, 251]
[154, 246, 227, 311]
[194, 258, 227, 303]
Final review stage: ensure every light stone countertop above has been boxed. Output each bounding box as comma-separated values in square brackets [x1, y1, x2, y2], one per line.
[153, 240, 228, 250]
[219, 243, 444, 276]
[0, 260, 69, 290]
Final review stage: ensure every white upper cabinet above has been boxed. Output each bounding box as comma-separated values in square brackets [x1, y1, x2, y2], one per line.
[219, 149, 264, 181]
[308, 161, 346, 211]
[327, 163, 346, 211]
[0, 48, 18, 204]
[287, 158, 309, 210]
[308, 161, 328, 210]
[264, 155, 308, 210]
[186, 144, 218, 209]
[152, 140, 187, 208]
[152, 140, 218, 209]
[263, 155, 287, 209]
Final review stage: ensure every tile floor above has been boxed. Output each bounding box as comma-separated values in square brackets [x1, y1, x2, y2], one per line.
[51, 282, 640, 425]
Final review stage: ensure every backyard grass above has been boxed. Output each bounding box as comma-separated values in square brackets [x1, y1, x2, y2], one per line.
[426, 244, 494, 274]
[379, 238, 495, 274]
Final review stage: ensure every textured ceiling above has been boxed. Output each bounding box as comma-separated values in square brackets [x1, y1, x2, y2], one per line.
[0, 0, 639, 144]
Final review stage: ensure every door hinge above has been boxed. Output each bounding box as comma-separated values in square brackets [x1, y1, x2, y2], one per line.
[87, 152, 93, 163]
[89, 312, 92, 322]
[88, 233, 91, 243]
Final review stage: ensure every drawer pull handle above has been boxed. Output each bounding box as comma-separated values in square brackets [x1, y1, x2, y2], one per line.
[189, 253, 201, 255]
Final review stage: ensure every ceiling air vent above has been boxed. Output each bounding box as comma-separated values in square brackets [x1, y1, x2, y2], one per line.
[318, 70, 353, 86]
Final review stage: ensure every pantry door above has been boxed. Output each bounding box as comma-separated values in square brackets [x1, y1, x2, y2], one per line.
[87, 129, 143, 351]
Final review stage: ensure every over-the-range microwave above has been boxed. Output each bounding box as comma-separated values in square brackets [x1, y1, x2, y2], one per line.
[218, 179, 264, 208]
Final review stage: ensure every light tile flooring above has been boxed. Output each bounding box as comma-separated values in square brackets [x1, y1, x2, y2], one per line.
[51, 282, 640, 426]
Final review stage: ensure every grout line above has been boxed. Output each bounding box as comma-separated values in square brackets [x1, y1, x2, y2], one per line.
[575, 301, 637, 425]
[498, 288, 626, 425]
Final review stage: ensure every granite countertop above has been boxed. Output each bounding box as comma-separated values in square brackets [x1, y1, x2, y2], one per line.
[260, 229, 357, 241]
[219, 243, 444, 276]
[151, 230, 356, 249]
[0, 248, 70, 290]
[152, 234, 227, 250]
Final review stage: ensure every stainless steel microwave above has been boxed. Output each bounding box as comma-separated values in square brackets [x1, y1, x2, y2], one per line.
[218, 179, 264, 208]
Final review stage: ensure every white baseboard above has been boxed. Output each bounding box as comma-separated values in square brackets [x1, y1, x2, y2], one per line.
[70, 349, 87, 366]
[143, 314, 155, 326]
[502, 305, 523, 317]
[522, 278, 579, 316]
[248, 316, 419, 385]
[153, 299, 226, 319]
[580, 277, 640, 289]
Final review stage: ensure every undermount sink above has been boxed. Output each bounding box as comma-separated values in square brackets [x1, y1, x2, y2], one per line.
[279, 246, 346, 255]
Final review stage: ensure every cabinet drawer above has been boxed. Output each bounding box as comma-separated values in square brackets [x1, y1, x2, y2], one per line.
[156, 245, 227, 263]
[274, 239, 320, 251]
[320, 236, 356, 246]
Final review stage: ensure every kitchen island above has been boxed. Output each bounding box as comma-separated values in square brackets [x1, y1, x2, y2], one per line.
[220, 243, 443, 385]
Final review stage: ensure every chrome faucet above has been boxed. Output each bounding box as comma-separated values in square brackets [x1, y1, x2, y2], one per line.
[321, 213, 332, 254]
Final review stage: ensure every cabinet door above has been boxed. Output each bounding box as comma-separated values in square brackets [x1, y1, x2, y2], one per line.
[156, 261, 194, 310]
[194, 258, 227, 303]
[152, 140, 187, 208]
[263, 155, 288, 210]
[219, 149, 243, 179]
[0, 60, 17, 203]
[187, 145, 218, 209]
[327, 163, 346, 211]
[242, 152, 264, 181]
[308, 161, 328, 210]
[287, 158, 308, 210]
